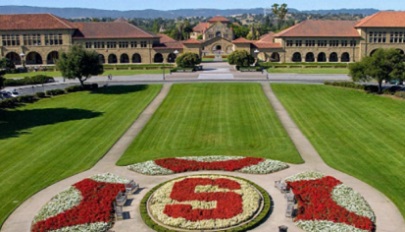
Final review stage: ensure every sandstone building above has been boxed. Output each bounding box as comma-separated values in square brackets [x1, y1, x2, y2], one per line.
[1, 12, 405, 65]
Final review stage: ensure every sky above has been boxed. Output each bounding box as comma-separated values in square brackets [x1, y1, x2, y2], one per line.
[1, 0, 405, 11]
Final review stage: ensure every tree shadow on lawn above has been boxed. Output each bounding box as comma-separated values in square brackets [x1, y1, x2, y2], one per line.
[91, 85, 148, 95]
[0, 108, 102, 140]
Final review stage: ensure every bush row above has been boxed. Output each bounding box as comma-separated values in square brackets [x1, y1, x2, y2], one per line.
[324, 81, 365, 90]
[260, 62, 348, 68]
[0, 84, 98, 109]
[4, 75, 55, 87]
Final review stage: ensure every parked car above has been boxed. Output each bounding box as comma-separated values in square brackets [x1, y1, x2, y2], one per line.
[387, 79, 404, 85]
[1, 91, 12, 99]
[2, 89, 19, 98]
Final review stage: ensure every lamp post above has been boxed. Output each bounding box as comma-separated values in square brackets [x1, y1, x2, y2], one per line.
[19, 52, 26, 69]
[254, 49, 260, 64]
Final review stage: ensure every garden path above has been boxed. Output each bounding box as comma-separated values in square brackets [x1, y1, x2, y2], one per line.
[2, 81, 404, 232]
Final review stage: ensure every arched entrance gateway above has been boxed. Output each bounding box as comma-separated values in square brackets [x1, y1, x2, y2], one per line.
[270, 52, 280, 62]
[47, 51, 59, 64]
[132, 53, 141, 63]
[341, 52, 350, 62]
[26, 52, 43, 65]
[292, 52, 302, 62]
[329, 52, 338, 62]
[305, 52, 315, 62]
[154, 53, 163, 63]
[98, 54, 105, 64]
[5, 52, 21, 65]
[120, 54, 129, 63]
[317, 52, 326, 62]
[108, 54, 117, 64]
[167, 53, 176, 63]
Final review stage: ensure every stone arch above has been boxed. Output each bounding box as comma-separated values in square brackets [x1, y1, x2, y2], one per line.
[108, 54, 117, 64]
[317, 52, 326, 62]
[257, 52, 267, 62]
[341, 52, 350, 62]
[270, 52, 280, 62]
[396, 48, 404, 55]
[26, 52, 43, 65]
[6, 52, 21, 65]
[370, 49, 379, 57]
[292, 52, 302, 62]
[132, 53, 142, 63]
[154, 53, 164, 63]
[98, 54, 105, 64]
[329, 52, 338, 62]
[305, 52, 315, 62]
[167, 53, 177, 63]
[47, 51, 59, 64]
[120, 53, 129, 63]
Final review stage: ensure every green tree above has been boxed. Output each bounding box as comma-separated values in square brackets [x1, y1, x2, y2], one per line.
[0, 72, 5, 90]
[228, 50, 255, 68]
[349, 48, 405, 93]
[271, 3, 289, 30]
[0, 58, 15, 71]
[57, 45, 103, 87]
[176, 52, 201, 68]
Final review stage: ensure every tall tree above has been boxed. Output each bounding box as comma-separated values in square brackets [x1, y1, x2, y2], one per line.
[349, 48, 405, 93]
[57, 45, 104, 87]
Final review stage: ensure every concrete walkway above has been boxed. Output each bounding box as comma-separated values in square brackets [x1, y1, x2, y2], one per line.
[2, 75, 404, 231]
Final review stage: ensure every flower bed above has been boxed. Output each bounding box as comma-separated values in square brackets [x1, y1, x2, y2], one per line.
[129, 156, 288, 175]
[31, 173, 130, 232]
[284, 171, 375, 232]
[143, 175, 271, 231]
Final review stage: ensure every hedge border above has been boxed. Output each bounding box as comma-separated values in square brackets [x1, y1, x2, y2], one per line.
[140, 174, 272, 232]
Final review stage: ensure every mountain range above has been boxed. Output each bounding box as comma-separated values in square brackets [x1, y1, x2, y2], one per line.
[0, 5, 380, 19]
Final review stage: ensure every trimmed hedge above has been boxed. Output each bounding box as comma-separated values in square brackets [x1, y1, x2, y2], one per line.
[45, 89, 65, 96]
[140, 175, 272, 232]
[324, 81, 365, 90]
[35, 92, 46, 98]
[260, 62, 348, 68]
[4, 75, 55, 87]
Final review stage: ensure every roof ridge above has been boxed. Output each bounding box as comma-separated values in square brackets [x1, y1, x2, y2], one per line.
[48, 13, 74, 29]
[126, 21, 157, 38]
[274, 21, 304, 37]
[355, 11, 382, 27]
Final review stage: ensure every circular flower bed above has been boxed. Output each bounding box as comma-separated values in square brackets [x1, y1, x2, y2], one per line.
[31, 173, 130, 232]
[284, 171, 376, 232]
[129, 156, 288, 175]
[141, 175, 271, 232]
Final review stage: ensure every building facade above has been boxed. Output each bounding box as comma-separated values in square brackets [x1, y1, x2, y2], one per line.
[2, 12, 405, 66]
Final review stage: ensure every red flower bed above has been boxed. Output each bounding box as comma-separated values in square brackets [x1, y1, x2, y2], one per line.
[163, 178, 243, 221]
[32, 179, 125, 232]
[155, 157, 264, 173]
[287, 176, 374, 231]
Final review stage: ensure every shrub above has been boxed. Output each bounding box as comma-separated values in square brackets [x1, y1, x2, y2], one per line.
[16, 95, 37, 103]
[0, 98, 19, 109]
[46, 89, 65, 96]
[83, 83, 98, 90]
[176, 52, 201, 68]
[364, 85, 379, 93]
[324, 81, 365, 90]
[35, 92, 46, 98]
[228, 50, 255, 68]
[65, 85, 83, 93]
[394, 91, 405, 99]
[4, 75, 54, 87]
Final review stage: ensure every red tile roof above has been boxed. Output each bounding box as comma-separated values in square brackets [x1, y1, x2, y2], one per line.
[208, 16, 230, 23]
[158, 34, 177, 43]
[73, 21, 157, 39]
[259, 32, 276, 42]
[275, 20, 361, 38]
[355, 11, 405, 28]
[253, 42, 282, 49]
[193, 22, 210, 32]
[153, 34, 183, 50]
[182, 38, 202, 44]
[232, 37, 252, 43]
[0, 13, 75, 30]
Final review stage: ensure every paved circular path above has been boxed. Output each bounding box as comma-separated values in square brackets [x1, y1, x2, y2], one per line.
[2, 64, 404, 232]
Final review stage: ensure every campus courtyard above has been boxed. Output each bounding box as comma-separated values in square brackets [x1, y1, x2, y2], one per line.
[0, 62, 404, 232]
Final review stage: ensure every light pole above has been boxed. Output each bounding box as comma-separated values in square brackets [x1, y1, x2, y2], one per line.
[254, 49, 260, 65]
[19, 52, 26, 69]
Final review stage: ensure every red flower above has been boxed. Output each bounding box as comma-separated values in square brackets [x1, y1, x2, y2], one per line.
[155, 157, 264, 173]
[32, 179, 125, 232]
[287, 176, 375, 231]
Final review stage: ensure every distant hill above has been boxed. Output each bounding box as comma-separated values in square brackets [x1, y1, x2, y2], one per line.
[0, 5, 380, 19]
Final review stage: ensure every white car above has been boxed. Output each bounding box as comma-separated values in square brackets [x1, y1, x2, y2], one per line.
[2, 89, 19, 98]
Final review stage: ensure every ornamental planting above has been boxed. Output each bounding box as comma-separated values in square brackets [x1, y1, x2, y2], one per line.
[128, 156, 288, 175]
[284, 171, 376, 232]
[146, 175, 266, 231]
[31, 173, 130, 232]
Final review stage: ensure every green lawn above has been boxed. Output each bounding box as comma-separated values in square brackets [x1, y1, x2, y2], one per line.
[4, 69, 163, 78]
[118, 83, 303, 165]
[268, 67, 349, 74]
[0, 85, 161, 226]
[272, 84, 405, 218]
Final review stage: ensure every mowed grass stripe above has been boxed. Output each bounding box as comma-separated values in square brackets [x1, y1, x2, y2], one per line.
[118, 83, 302, 165]
[271, 84, 405, 218]
[0, 85, 162, 226]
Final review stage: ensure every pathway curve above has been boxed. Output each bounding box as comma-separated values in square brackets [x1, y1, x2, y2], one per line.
[2, 79, 404, 232]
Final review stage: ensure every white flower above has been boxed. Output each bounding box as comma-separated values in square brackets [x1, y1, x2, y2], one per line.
[128, 160, 174, 175]
[49, 222, 110, 232]
[296, 220, 370, 232]
[284, 170, 325, 182]
[238, 159, 289, 174]
[90, 172, 130, 184]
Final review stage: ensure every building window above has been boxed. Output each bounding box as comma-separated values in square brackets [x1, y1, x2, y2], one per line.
[23, 34, 41, 46]
[140, 41, 147, 48]
[85, 42, 92, 48]
[390, 32, 405, 43]
[45, 34, 63, 45]
[305, 40, 315, 47]
[119, 41, 129, 48]
[329, 40, 339, 47]
[286, 40, 293, 47]
[94, 41, 105, 49]
[131, 41, 137, 48]
[295, 40, 302, 47]
[369, 31, 386, 43]
[1, 34, 20, 46]
[317, 40, 327, 47]
[107, 42, 117, 48]
[350, 40, 357, 47]
[341, 40, 348, 47]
